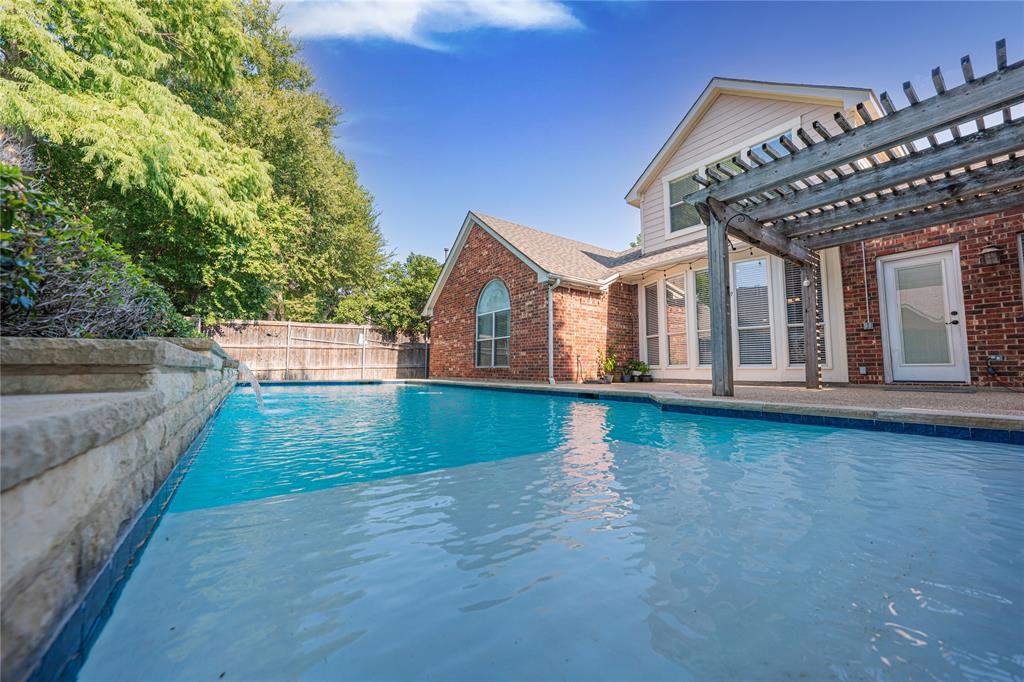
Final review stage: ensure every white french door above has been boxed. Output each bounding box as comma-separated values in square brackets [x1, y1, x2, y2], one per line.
[879, 246, 969, 383]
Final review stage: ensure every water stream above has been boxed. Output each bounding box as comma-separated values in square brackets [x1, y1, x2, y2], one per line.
[236, 362, 265, 410]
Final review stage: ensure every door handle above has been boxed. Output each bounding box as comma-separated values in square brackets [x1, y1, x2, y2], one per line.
[946, 320, 959, 325]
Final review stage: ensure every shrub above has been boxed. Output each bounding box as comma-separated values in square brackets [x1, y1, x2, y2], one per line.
[0, 164, 196, 339]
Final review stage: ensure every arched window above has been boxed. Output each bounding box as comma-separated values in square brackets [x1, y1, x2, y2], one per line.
[476, 279, 510, 368]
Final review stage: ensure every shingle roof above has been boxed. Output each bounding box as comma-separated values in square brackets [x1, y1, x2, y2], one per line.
[472, 212, 712, 285]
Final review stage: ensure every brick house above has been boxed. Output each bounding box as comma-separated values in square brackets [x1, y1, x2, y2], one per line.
[424, 78, 1024, 387]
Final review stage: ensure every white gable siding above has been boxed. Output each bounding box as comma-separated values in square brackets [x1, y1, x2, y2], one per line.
[640, 95, 848, 254]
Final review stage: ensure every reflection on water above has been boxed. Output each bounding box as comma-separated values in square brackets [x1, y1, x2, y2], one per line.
[80, 385, 1024, 681]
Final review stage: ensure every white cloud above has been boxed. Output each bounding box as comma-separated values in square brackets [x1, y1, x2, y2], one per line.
[280, 0, 582, 49]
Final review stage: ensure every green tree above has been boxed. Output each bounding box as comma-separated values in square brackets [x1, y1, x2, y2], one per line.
[365, 254, 441, 337]
[222, 0, 386, 322]
[1, 0, 386, 322]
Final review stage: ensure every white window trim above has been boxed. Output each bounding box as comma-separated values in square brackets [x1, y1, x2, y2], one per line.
[475, 280, 510, 369]
[661, 117, 801, 243]
[783, 257, 833, 370]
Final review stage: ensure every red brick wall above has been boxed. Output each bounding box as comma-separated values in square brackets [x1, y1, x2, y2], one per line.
[553, 283, 638, 382]
[840, 209, 1024, 387]
[429, 224, 549, 380]
[428, 223, 640, 382]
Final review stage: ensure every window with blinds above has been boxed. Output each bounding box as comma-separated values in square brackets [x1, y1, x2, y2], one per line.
[694, 269, 712, 366]
[668, 175, 702, 234]
[784, 261, 827, 366]
[644, 282, 660, 366]
[665, 275, 687, 365]
[733, 259, 772, 365]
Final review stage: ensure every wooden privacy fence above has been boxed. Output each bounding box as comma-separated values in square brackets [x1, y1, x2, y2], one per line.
[207, 320, 427, 381]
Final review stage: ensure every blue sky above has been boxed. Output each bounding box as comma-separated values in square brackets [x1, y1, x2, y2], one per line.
[287, 1, 1023, 261]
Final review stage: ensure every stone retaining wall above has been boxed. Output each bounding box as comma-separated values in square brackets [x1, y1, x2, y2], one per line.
[0, 338, 238, 682]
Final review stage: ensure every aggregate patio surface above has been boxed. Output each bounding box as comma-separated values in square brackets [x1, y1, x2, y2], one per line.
[414, 378, 1024, 430]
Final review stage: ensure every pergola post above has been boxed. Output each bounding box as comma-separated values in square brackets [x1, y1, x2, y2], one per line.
[801, 258, 821, 389]
[707, 211, 734, 397]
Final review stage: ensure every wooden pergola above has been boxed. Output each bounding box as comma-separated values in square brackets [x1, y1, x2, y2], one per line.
[685, 39, 1024, 396]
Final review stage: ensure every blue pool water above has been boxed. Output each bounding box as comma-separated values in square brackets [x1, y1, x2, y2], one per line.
[80, 384, 1023, 680]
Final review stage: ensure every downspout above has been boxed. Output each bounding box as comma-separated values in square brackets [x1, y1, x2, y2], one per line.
[547, 276, 561, 384]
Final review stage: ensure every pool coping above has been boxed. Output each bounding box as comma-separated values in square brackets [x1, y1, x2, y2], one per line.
[403, 379, 1023, 443]
[28, 395, 230, 682]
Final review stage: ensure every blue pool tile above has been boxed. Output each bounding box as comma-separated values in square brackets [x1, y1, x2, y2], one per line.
[902, 422, 937, 437]
[874, 420, 905, 434]
[971, 428, 1012, 444]
[823, 416, 876, 432]
[934, 425, 973, 441]
[1009, 430, 1024, 446]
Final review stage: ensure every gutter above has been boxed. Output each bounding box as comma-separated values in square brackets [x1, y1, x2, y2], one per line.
[546, 276, 561, 384]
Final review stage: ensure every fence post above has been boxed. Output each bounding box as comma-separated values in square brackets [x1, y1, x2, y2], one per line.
[284, 321, 292, 381]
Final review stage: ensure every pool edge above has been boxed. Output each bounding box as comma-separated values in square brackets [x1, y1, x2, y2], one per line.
[28, 393, 232, 682]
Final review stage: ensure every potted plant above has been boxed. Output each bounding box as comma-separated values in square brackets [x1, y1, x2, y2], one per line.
[633, 361, 652, 382]
[598, 351, 618, 383]
[626, 359, 644, 380]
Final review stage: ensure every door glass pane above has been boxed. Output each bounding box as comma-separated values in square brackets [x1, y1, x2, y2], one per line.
[784, 261, 826, 366]
[734, 260, 770, 327]
[644, 284, 659, 336]
[694, 270, 712, 366]
[665, 275, 687, 365]
[897, 263, 950, 364]
[734, 259, 772, 365]
[738, 329, 772, 365]
[644, 283, 660, 366]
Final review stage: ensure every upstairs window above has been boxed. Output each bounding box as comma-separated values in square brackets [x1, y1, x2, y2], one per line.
[665, 129, 795, 238]
[476, 280, 510, 368]
[667, 154, 742, 236]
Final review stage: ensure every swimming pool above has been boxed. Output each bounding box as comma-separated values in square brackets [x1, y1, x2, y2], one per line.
[77, 383, 1022, 680]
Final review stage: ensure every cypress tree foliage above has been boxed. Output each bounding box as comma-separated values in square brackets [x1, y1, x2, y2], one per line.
[0, 0, 385, 322]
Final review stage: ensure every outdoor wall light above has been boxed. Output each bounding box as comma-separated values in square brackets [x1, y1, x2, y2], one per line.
[979, 245, 1004, 266]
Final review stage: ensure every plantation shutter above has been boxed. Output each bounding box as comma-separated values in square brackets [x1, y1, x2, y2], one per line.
[644, 283, 660, 366]
[784, 261, 826, 365]
[665, 275, 687, 365]
[733, 259, 772, 365]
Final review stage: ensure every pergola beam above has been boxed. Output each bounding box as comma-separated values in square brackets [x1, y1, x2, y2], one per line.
[777, 156, 1024, 237]
[799, 185, 1024, 249]
[685, 60, 1024, 205]
[741, 118, 1024, 224]
[706, 198, 816, 264]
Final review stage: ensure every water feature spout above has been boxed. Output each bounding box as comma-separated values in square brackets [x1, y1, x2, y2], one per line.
[237, 362, 265, 410]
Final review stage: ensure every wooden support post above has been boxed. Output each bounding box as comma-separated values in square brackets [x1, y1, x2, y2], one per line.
[707, 210, 734, 397]
[801, 259, 821, 389]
